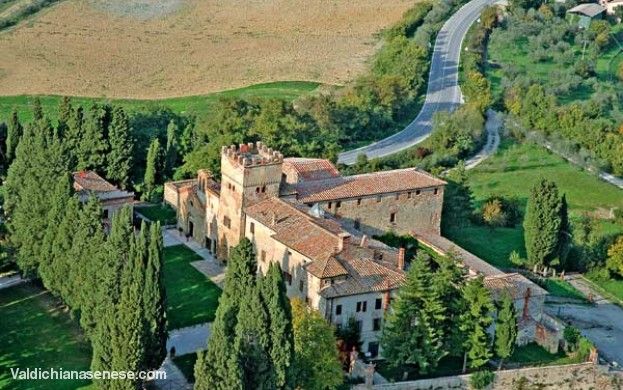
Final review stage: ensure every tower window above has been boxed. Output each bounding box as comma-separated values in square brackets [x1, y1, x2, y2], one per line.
[357, 198, 362, 205]
[336, 304, 342, 316]
[256, 187, 260, 193]
[249, 222, 255, 234]
[416, 190, 421, 195]
[336, 201, 341, 209]
[376, 195, 382, 203]
[434, 188, 439, 195]
[223, 216, 231, 228]
[261, 185, 266, 193]
[354, 219, 360, 230]
[390, 212, 396, 223]
[328, 202, 332, 209]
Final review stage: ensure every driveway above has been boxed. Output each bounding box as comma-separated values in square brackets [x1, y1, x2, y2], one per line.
[545, 276, 623, 366]
[338, 0, 497, 164]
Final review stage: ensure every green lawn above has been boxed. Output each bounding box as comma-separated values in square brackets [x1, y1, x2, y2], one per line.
[540, 278, 586, 301]
[0, 81, 321, 123]
[172, 353, 198, 384]
[164, 245, 221, 330]
[136, 204, 177, 226]
[0, 283, 92, 390]
[507, 343, 575, 367]
[585, 274, 623, 303]
[445, 140, 623, 269]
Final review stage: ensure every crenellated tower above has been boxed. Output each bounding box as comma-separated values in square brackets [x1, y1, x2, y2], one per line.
[216, 141, 284, 259]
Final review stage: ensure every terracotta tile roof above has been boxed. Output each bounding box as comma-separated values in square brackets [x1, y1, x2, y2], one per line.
[306, 256, 348, 278]
[319, 243, 405, 298]
[282, 158, 340, 183]
[73, 171, 134, 201]
[245, 197, 341, 261]
[483, 273, 547, 301]
[294, 168, 446, 203]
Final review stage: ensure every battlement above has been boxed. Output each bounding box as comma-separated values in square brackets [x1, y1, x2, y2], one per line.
[221, 142, 283, 167]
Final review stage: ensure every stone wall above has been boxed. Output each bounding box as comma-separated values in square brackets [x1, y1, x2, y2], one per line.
[316, 186, 444, 237]
[354, 363, 620, 390]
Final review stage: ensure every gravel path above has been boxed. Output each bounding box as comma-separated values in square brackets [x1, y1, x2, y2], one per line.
[464, 109, 501, 170]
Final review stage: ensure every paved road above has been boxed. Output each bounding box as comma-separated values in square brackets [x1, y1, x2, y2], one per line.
[464, 109, 501, 170]
[338, 0, 496, 165]
[546, 275, 623, 366]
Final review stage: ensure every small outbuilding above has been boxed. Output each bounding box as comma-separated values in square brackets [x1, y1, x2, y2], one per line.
[567, 3, 606, 28]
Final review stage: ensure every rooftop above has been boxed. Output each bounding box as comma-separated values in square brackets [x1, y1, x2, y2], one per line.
[73, 171, 134, 201]
[282, 158, 340, 184]
[568, 3, 606, 17]
[293, 167, 446, 203]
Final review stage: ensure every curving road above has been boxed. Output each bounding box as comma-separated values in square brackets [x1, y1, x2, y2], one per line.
[338, 0, 496, 165]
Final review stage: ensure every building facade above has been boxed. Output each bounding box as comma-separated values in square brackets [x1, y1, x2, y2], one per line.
[73, 171, 134, 223]
[165, 142, 551, 357]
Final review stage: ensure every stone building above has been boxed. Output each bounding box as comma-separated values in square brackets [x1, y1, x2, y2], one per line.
[73, 171, 134, 223]
[164, 142, 555, 357]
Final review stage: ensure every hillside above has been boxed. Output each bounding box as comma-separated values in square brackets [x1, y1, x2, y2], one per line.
[0, 0, 415, 99]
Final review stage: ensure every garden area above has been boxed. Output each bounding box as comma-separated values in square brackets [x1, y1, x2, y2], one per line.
[136, 203, 177, 226]
[538, 278, 587, 302]
[0, 283, 93, 390]
[445, 140, 623, 270]
[163, 245, 221, 330]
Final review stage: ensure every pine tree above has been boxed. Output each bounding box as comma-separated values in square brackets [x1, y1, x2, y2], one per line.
[195, 238, 257, 389]
[106, 106, 133, 189]
[381, 253, 447, 376]
[459, 276, 495, 372]
[233, 281, 273, 389]
[433, 253, 467, 358]
[5, 109, 22, 163]
[32, 97, 43, 121]
[494, 292, 517, 370]
[143, 138, 160, 201]
[57, 96, 73, 137]
[77, 104, 108, 171]
[143, 221, 168, 370]
[524, 179, 562, 267]
[260, 263, 294, 388]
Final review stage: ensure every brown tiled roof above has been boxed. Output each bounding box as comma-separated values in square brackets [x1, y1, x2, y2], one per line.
[73, 171, 134, 201]
[245, 197, 341, 262]
[282, 158, 340, 183]
[73, 171, 118, 192]
[306, 256, 348, 278]
[484, 273, 548, 301]
[294, 168, 446, 203]
[319, 243, 405, 298]
[165, 179, 197, 190]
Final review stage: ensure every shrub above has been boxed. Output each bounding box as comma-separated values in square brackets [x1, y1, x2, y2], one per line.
[563, 326, 581, 352]
[470, 369, 495, 390]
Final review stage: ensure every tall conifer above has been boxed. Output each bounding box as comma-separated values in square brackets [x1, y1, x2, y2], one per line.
[143, 221, 167, 370]
[494, 292, 517, 370]
[77, 104, 108, 171]
[524, 179, 562, 267]
[143, 138, 161, 200]
[5, 109, 22, 163]
[106, 106, 133, 189]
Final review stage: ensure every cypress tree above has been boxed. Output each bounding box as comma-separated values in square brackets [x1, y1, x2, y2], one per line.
[65, 106, 84, 168]
[5, 119, 68, 275]
[77, 104, 108, 171]
[32, 97, 43, 121]
[106, 106, 133, 189]
[260, 263, 294, 388]
[165, 120, 179, 177]
[233, 281, 273, 389]
[459, 276, 495, 372]
[524, 179, 562, 267]
[557, 194, 572, 269]
[433, 253, 467, 358]
[380, 253, 447, 376]
[494, 292, 517, 370]
[5, 109, 22, 163]
[195, 238, 257, 390]
[143, 138, 160, 200]
[57, 96, 73, 137]
[143, 221, 168, 370]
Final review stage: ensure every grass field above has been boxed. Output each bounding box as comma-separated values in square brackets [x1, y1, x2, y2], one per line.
[540, 278, 587, 301]
[0, 283, 92, 389]
[507, 343, 574, 367]
[445, 140, 623, 269]
[0, 0, 415, 99]
[585, 273, 623, 303]
[172, 352, 198, 383]
[0, 81, 321, 123]
[164, 245, 221, 330]
[376, 355, 464, 382]
[136, 204, 177, 226]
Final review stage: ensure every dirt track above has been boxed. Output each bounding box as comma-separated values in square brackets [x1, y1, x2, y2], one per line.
[0, 0, 415, 99]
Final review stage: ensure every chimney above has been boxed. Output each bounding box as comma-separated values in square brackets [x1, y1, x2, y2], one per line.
[360, 235, 369, 248]
[337, 232, 350, 253]
[397, 248, 405, 270]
